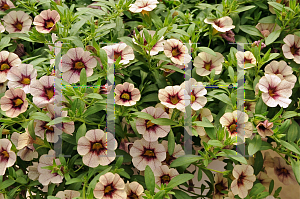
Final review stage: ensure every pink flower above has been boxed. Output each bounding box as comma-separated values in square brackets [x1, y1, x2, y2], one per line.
[264, 60, 297, 85]
[129, 0, 159, 15]
[56, 190, 80, 199]
[0, 0, 15, 11]
[3, 11, 32, 33]
[0, 51, 22, 83]
[133, 30, 164, 56]
[30, 76, 55, 108]
[136, 107, 170, 142]
[77, 129, 117, 168]
[180, 78, 207, 110]
[7, 64, 37, 93]
[158, 85, 189, 112]
[282, 34, 300, 64]
[274, 157, 297, 185]
[125, 182, 145, 199]
[220, 30, 235, 42]
[0, 138, 16, 175]
[33, 9, 60, 33]
[164, 39, 192, 65]
[0, 88, 28, 118]
[93, 172, 126, 199]
[204, 16, 235, 32]
[115, 82, 141, 106]
[37, 150, 64, 186]
[102, 43, 134, 65]
[194, 51, 224, 76]
[256, 120, 274, 138]
[258, 74, 294, 108]
[255, 23, 280, 37]
[130, 138, 166, 171]
[61, 47, 97, 84]
[253, 40, 266, 49]
[154, 165, 179, 187]
[231, 164, 256, 198]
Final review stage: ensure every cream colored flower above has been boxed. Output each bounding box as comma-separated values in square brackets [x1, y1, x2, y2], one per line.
[192, 108, 213, 136]
[33, 9, 60, 33]
[93, 172, 126, 199]
[161, 140, 185, 166]
[255, 23, 280, 37]
[213, 173, 228, 199]
[231, 164, 256, 198]
[56, 190, 80, 199]
[236, 51, 256, 69]
[129, 0, 159, 15]
[282, 34, 300, 64]
[133, 30, 164, 55]
[11, 131, 38, 161]
[125, 181, 145, 199]
[3, 11, 32, 33]
[204, 16, 235, 32]
[258, 74, 294, 108]
[273, 157, 297, 185]
[0, 138, 16, 175]
[194, 51, 224, 76]
[263, 151, 274, 168]
[0, 0, 15, 11]
[130, 138, 166, 171]
[0, 51, 22, 83]
[115, 82, 141, 106]
[257, 171, 272, 191]
[154, 165, 179, 187]
[102, 43, 134, 65]
[264, 60, 297, 85]
[27, 162, 39, 180]
[164, 39, 192, 65]
[256, 120, 274, 138]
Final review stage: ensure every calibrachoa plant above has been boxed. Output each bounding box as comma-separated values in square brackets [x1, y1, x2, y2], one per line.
[0, 0, 300, 199]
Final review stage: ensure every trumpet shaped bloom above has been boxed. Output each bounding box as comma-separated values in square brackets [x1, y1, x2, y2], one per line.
[3, 11, 32, 33]
[164, 39, 192, 65]
[0, 139, 16, 175]
[33, 9, 60, 33]
[282, 34, 300, 64]
[0, 51, 22, 83]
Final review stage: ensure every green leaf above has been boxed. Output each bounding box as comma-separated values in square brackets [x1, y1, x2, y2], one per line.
[278, 119, 290, 133]
[30, 112, 51, 122]
[166, 174, 194, 189]
[234, 5, 256, 13]
[253, 151, 263, 175]
[255, 96, 268, 114]
[150, 118, 178, 126]
[170, 155, 202, 167]
[248, 135, 262, 156]
[217, 149, 248, 164]
[282, 111, 298, 119]
[249, 183, 266, 196]
[239, 25, 263, 37]
[198, 47, 216, 56]
[65, 178, 83, 185]
[76, 123, 86, 143]
[228, 66, 235, 83]
[132, 112, 154, 120]
[70, 18, 87, 36]
[99, 48, 107, 68]
[207, 140, 223, 147]
[153, 190, 165, 199]
[28, 120, 36, 140]
[280, 140, 300, 155]
[265, 30, 281, 45]
[208, 93, 232, 106]
[291, 159, 300, 185]
[160, 64, 185, 74]
[198, 169, 203, 181]
[259, 15, 276, 23]
[0, 179, 15, 190]
[173, 29, 190, 37]
[80, 68, 87, 86]
[287, 120, 300, 142]
[47, 117, 72, 126]
[193, 121, 214, 128]
[115, 156, 123, 168]
[269, 180, 274, 194]
[85, 93, 103, 99]
[200, 168, 214, 184]
[173, 190, 192, 199]
[168, 129, 175, 155]
[145, 165, 155, 195]
[270, 107, 283, 122]
[139, 93, 159, 103]
[268, 2, 284, 11]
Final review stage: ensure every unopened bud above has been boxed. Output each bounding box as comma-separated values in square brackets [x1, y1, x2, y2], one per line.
[86, 45, 97, 54]
[172, 11, 178, 18]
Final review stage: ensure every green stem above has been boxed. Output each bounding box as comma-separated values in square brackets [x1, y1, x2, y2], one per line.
[26, 98, 43, 113]
[178, 186, 206, 198]
[74, 164, 84, 172]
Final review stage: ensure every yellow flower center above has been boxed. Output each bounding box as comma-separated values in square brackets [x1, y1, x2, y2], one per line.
[0, 63, 10, 71]
[104, 185, 114, 194]
[74, 62, 85, 69]
[268, 89, 275, 97]
[204, 62, 211, 71]
[92, 142, 103, 151]
[171, 47, 181, 57]
[161, 175, 170, 184]
[13, 98, 23, 107]
[215, 183, 224, 193]
[128, 193, 139, 199]
[45, 87, 54, 100]
[280, 168, 288, 174]
[114, 52, 122, 60]
[170, 95, 179, 105]
[1, 3, 9, 10]
[146, 120, 155, 128]
[191, 93, 196, 103]
[20, 77, 31, 85]
[121, 93, 130, 100]
[44, 123, 54, 131]
[143, 149, 155, 157]
[45, 21, 54, 29]
[1, 151, 9, 158]
[14, 22, 23, 31]
[229, 124, 237, 132]
[244, 58, 252, 65]
[141, 10, 149, 15]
